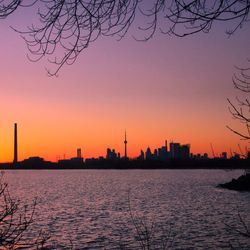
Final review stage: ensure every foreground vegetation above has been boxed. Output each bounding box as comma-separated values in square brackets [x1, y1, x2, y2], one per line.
[0, 173, 49, 249]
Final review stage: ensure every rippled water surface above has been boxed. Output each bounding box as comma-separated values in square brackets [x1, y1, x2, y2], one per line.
[3, 169, 250, 249]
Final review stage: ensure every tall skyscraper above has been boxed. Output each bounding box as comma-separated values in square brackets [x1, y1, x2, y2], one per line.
[13, 123, 18, 164]
[170, 142, 181, 159]
[77, 148, 82, 158]
[124, 130, 127, 159]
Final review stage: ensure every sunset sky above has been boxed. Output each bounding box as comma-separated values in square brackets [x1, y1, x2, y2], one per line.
[0, 7, 249, 162]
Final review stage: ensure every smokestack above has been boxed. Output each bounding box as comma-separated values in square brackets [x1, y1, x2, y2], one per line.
[13, 123, 18, 164]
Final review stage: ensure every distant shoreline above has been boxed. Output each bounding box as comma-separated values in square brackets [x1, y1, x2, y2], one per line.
[0, 158, 249, 170]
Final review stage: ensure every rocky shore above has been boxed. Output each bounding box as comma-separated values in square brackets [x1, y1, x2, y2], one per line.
[218, 173, 250, 191]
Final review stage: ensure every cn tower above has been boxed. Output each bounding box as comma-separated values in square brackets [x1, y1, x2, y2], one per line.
[124, 130, 127, 159]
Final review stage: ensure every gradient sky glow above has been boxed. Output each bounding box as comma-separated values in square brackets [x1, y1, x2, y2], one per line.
[0, 11, 249, 162]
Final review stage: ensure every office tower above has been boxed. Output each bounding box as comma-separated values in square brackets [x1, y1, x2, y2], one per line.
[145, 147, 152, 160]
[13, 123, 18, 164]
[106, 148, 111, 159]
[139, 150, 145, 160]
[170, 142, 181, 159]
[165, 140, 168, 151]
[106, 148, 117, 160]
[77, 148, 82, 158]
[180, 144, 190, 159]
[124, 130, 127, 159]
[158, 146, 168, 161]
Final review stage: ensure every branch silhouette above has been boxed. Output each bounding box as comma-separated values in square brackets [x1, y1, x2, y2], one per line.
[0, 1, 249, 75]
[0, 172, 50, 249]
[227, 65, 250, 142]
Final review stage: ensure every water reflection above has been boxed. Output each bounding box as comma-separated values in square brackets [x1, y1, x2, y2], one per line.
[3, 170, 250, 249]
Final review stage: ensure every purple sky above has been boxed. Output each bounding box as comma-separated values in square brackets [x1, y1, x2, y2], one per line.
[0, 7, 249, 161]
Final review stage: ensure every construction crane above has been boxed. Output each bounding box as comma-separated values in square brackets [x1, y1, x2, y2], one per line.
[210, 143, 215, 158]
[238, 144, 244, 157]
[230, 148, 233, 158]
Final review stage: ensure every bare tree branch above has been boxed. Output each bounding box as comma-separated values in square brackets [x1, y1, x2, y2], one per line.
[0, 0, 250, 75]
[227, 64, 250, 144]
[0, 172, 50, 249]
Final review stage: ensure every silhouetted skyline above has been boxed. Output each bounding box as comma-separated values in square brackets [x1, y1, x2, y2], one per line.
[0, 123, 246, 165]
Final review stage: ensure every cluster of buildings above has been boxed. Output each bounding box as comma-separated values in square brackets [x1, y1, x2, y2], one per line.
[137, 141, 190, 161]
[91, 134, 190, 162]
[105, 131, 128, 160]
[4, 124, 249, 168]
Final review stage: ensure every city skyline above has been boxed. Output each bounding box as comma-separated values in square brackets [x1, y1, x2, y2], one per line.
[0, 8, 249, 162]
[0, 123, 245, 163]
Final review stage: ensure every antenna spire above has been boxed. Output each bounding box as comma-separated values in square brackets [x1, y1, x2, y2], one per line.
[124, 130, 128, 159]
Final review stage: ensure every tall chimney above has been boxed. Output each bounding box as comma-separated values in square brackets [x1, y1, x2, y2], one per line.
[13, 123, 18, 164]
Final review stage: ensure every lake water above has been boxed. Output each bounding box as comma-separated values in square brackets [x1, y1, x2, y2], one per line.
[3, 169, 250, 249]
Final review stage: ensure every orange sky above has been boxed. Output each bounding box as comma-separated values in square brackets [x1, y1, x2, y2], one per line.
[0, 16, 249, 162]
